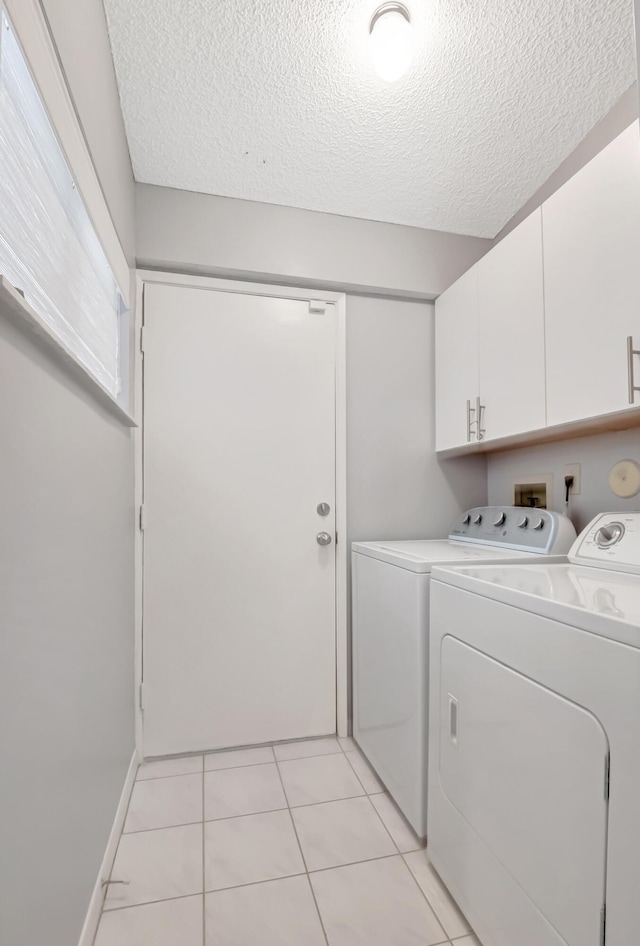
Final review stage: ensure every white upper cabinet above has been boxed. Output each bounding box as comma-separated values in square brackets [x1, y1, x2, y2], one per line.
[478, 208, 546, 440]
[435, 264, 479, 450]
[543, 122, 640, 426]
[435, 120, 640, 454]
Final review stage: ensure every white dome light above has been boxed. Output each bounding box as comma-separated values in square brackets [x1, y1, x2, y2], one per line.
[369, 3, 414, 83]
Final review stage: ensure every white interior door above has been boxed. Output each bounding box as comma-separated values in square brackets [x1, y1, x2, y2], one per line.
[142, 283, 337, 756]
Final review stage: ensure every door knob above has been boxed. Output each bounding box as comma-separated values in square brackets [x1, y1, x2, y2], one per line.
[316, 532, 333, 546]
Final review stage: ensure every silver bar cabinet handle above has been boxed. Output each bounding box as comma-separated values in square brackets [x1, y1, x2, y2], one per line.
[627, 336, 640, 404]
[466, 399, 476, 442]
[476, 395, 486, 441]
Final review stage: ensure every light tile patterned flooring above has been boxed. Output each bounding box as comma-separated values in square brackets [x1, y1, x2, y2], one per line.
[95, 737, 479, 946]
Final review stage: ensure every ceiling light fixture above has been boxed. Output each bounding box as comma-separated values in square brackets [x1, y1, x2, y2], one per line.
[369, 3, 414, 83]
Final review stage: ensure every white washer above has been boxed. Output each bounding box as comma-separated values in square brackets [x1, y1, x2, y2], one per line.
[351, 506, 576, 838]
[428, 511, 640, 946]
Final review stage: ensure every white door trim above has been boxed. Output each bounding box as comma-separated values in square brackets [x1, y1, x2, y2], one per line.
[134, 270, 348, 756]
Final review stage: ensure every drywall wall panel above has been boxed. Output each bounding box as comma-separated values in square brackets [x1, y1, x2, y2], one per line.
[0, 4, 136, 945]
[487, 428, 640, 534]
[0, 314, 135, 946]
[135, 183, 491, 299]
[346, 296, 487, 544]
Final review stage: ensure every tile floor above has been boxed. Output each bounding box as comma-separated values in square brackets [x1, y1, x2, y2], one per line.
[95, 737, 479, 946]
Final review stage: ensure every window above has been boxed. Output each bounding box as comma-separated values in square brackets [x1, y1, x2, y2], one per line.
[0, 10, 125, 397]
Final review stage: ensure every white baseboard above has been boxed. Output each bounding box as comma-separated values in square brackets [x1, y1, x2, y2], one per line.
[78, 749, 139, 946]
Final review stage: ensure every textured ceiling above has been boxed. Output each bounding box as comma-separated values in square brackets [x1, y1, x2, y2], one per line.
[102, 0, 636, 238]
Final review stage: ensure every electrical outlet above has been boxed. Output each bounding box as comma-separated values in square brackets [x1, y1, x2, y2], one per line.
[564, 463, 581, 495]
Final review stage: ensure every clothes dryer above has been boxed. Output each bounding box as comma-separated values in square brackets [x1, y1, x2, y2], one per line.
[428, 511, 640, 946]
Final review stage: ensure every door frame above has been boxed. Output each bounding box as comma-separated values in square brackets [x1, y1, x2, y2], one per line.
[134, 270, 348, 757]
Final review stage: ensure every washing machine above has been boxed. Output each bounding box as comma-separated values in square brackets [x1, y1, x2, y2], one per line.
[428, 511, 640, 946]
[351, 506, 576, 838]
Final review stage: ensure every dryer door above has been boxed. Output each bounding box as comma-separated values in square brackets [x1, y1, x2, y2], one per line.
[440, 636, 608, 946]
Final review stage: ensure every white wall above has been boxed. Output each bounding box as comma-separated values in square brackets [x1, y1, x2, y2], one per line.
[487, 428, 640, 534]
[136, 183, 491, 300]
[346, 296, 487, 544]
[0, 4, 136, 946]
[0, 315, 135, 946]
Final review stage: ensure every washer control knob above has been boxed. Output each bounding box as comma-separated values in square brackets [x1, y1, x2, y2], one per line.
[532, 518, 545, 531]
[493, 512, 506, 527]
[517, 516, 529, 529]
[473, 513, 483, 525]
[462, 513, 471, 525]
[595, 522, 625, 548]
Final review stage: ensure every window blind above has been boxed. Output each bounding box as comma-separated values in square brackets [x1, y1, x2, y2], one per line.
[0, 11, 123, 396]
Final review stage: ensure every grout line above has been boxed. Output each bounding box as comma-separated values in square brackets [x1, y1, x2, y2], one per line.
[136, 767, 204, 783]
[122, 791, 387, 838]
[289, 793, 373, 812]
[307, 852, 400, 876]
[274, 746, 344, 762]
[400, 852, 450, 944]
[282, 787, 366, 808]
[273, 755, 330, 946]
[124, 772, 381, 835]
[342, 747, 375, 795]
[138, 758, 279, 781]
[273, 756, 293, 808]
[272, 756, 308, 872]
[366, 794, 403, 855]
[273, 749, 343, 763]
[123, 818, 204, 836]
[204, 870, 306, 897]
[102, 892, 204, 914]
[369, 790, 425, 852]
[302, 873, 331, 946]
[204, 805, 288, 824]
[204, 759, 275, 774]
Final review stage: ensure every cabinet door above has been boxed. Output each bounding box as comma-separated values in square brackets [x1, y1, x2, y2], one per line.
[543, 121, 640, 426]
[435, 264, 479, 450]
[478, 209, 546, 441]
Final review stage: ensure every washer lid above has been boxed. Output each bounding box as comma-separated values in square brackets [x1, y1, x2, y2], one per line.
[351, 539, 565, 573]
[431, 562, 640, 646]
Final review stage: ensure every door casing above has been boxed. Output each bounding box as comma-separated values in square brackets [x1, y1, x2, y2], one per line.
[134, 270, 348, 758]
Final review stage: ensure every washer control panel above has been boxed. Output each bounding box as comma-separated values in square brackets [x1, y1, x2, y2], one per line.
[570, 512, 640, 574]
[448, 507, 577, 554]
